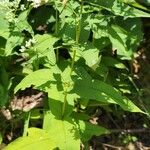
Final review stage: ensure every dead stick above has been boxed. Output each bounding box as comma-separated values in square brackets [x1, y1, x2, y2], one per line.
[111, 128, 150, 134]
[102, 143, 123, 150]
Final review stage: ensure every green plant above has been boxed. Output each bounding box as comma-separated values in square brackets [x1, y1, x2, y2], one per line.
[0, 0, 150, 149]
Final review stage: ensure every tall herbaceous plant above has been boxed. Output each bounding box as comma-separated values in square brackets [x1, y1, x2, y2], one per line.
[0, 0, 149, 149]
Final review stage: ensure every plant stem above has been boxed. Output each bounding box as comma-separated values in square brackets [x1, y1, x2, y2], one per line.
[70, 48, 76, 75]
[63, 0, 84, 117]
[23, 112, 30, 137]
[55, 9, 59, 35]
[55, 9, 59, 62]
[70, 0, 83, 75]
[75, 0, 83, 44]
[62, 90, 68, 119]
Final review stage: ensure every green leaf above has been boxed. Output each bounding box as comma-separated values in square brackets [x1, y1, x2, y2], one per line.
[72, 79, 144, 113]
[5, 32, 24, 56]
[95, 64, 109, 80]
[45, 66, 78, 118]
[60, 21, 76, 43]
[85, 14, 108, 40]
[121, 0, 150, 11]
[108, 25, 132, 59]
[115, 17, 143, 53]
[15, 66, 77, 118]
[14, 67, 60, 92]
[79, 121, 110, 142]
[2, 9, 34, 56]
[93, 37, 110, 50]
[0, 66, 9, 106]
[71, 112, 90, 120]
[5, 128, 56, 150]
[101, 57, 127, 69]
[43, 112, 80, 150]
[17, 10, 33, 34]
[34, 34, 59, 65]
[113, 1, 150, 17]
[0, 66, 9, 88]
[75, 42, 100, 68]
[47, 83, 74, 118]
[0, 8, 9, 39]
[0, 132, 2, 144]
[86, 0, 150, 17]
[0, 37, 6, 52]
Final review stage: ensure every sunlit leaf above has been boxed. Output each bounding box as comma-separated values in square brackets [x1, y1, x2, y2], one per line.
[14, 67, 60, 92]
[34, 34, 59, 65]
[43, 112, 80, 150]
[5, 128, 56, 150]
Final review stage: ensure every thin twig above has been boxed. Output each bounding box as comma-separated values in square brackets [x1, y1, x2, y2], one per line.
[102, 143, 123, 150]
[111, 128, 150, 134]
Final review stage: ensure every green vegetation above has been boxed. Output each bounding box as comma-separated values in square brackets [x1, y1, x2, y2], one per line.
[0, 0, 150, 149]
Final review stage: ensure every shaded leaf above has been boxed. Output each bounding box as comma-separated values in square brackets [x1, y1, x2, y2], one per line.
[101, 57, 127, 69]
[0, 66, 9, 106]
[78, 121, 110, 142]
[72, 79, 144, 113]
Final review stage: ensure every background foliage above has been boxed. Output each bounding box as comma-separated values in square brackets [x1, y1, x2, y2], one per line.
[0, 0, 150, 149]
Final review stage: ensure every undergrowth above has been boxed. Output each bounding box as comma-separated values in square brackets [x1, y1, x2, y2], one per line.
[0, 0, 150, 149]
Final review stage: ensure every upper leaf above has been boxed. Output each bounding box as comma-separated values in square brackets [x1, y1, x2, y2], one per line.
[0, 6, 10, 39]
[33, 34, 59, 65]
[17, 9, 33, 34]
[5, 32, 24, 56]
[85, 0, 150, 17]
[14, 67, 60, 92]
[73, 42, 100, 68]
